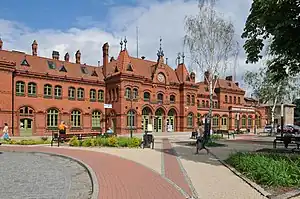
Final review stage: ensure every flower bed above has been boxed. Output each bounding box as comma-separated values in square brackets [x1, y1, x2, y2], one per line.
[0, 139, 50, 145]
[69, 136, 142, 148]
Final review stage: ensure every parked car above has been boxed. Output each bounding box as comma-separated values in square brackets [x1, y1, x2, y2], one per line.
[264, 125, 272, 134]
[277, 125, 300, 135]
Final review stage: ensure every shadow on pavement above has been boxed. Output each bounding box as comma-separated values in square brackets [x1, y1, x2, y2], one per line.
[256, 148, 300, 154]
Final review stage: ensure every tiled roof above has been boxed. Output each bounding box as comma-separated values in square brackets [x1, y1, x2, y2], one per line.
[0, 49, 104, 81]
[216, 79, 244, 92]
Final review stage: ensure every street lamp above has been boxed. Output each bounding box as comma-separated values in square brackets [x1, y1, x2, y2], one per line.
[281, 103, 284, 137]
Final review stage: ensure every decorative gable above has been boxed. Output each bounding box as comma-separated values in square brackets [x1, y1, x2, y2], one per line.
[91, 70, 98, 77]
[126, 63, 133, 71]
[59, 65, 67, 72]
[114, 65, 119, 73]
[21, 59, 30, 66]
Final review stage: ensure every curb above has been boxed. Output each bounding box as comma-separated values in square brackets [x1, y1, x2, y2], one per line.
[208, 151, 272, 198]
[0, 149, 99, 199]
[269, 189, 300, 199]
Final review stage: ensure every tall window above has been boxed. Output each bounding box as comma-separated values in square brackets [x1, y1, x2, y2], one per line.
[125, 88, 131, 99]
[225, 95, 228, 103]
[68, 87, 75, 99]
[98, 90, 104, 102]
[187, 95, 190, 105]
[157, 93, 163, 103]
[144, 92, 150, 101]
[92, 111, 101, 129]
[248, 116, 252, 127]
[202, 100, 205, 107]
[71, 110, 81, 127]
[133, 88, 138, 99]
[221, 116, 227, 126]
[213, 116, 219, 127]
[197, 100, 200, 108]
[47, 109, 59, 128]
[255, 115, 261, 128]
[214, 101, 218, 108]
[54, 85, 62, 98]
[197, 113, 201, 125]
[127, 110, 135, 127]
[235, 117, 238, 128]
[28, 82, 36, 96]
[16, 81, 25, 95]
[238, 97, 241, 104]
[234, 96, 236, 104]
[206, 101, 209, 108]
[191, 95, 195, 106]
[77, 88, 84, 100]
[90, 89, 96, 101]
[44, 84, 52, 97]
[242, 116, 246, 128]
[170, 95, 175, 103]
[229, 96, 232, 103]
[187, 113, 193, 127]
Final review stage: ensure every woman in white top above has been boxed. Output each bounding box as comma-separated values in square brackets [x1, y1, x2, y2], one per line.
[2, 123, 10, 140]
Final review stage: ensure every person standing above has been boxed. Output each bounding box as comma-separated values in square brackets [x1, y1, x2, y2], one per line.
[58, 121, 67, 142]
[196, 121, 209, 154]
[2, 123, 10, 140]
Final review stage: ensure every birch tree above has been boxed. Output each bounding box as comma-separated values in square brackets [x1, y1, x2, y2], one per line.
[244, 68, 299, 134]
[184, 0, 237, 132]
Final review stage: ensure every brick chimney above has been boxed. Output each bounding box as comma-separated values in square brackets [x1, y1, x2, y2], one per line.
[64, 52, 70, 62]
[32, 40, 38, 56]
[75, 50, 81, 64]
[0, 38, 3, 50]
[102, 43, 109, 77]
[141, 56, 145, 60]
[225, 76, 233, 81]
[52, 51, 59, 60]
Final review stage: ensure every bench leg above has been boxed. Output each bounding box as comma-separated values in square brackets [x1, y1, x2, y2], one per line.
[273, 141, 276, 149]
[152, 139, 154, 149]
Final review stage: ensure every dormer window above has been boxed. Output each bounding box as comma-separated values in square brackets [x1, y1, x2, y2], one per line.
[227, 82, 231, 87]
[21, 59, 30, 66]
[59, 65, 67, 72]
[47, 60, 55, 69]
[81, 66, 88, 74]
[127, 63, 133, 71]
[91, 70, 98, 77]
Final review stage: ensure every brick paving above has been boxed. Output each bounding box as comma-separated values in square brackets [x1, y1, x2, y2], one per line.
[0, 146, 185, 199]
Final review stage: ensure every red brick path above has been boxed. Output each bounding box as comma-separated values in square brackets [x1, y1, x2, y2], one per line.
[0, 146, 185, 199]
[162, 139, 192, 196]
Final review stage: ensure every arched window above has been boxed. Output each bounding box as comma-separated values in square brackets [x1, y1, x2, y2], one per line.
[235, 115, 239, 129]
[238, 97, 241, 104]
[212, 116, 219, 127]
[68, 87, 76, 99]
[47, 109, 59, 128]
[170, 95, 175, 103]
[229, 96, 232, 103]
[98, 90, 104, 102]
[187, 95, 190, 105]
[133, 88, 138, 99]
[144, 92, 150, 101]
[197, 113, 201, 125]
[214, 101, 218, 109]
[234, 96, 236, 104]
[187, 113, 194, 127]
[71, 110, 81, 127]
[191, 95, 195, 105]
[16, 81, 25, 96]
[206, 100, 209, 108]
[157, 93, 163, 103]
[28, 82, 37, 96]
[92, 111, 101, 129]
[248, 116, 252, 127]
[202, 100, 205, 107]
[197, 100, 200, 108]
[255, 115, 261, 128]
[54, 85, 62, 98]
[125, 88, 131, 99]
[241, 115, 246, 128]
[44, 84, 52, 97]
[77, 88, 84, 100]
[225, 95, 228, 103]
[127, 110, 135, 127]
[90, 89, 96, 101]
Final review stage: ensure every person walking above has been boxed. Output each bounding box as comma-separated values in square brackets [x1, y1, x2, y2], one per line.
[196, 121, 209, 154]
[2, 123, 10, 140]
[58, 121, 67, 142]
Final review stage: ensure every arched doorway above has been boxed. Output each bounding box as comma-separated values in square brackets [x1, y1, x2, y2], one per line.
[142, 107, 152, 132]
[19, 106, 34, 136]
[167, 109, 177, 132]
[154, 108, 165, 132]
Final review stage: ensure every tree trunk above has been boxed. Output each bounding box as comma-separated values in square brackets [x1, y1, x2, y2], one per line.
[209, 79, 213, 136]
[271, 97, 278, 136]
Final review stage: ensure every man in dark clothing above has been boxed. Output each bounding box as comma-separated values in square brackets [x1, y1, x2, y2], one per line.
[196, 121, 209, 154]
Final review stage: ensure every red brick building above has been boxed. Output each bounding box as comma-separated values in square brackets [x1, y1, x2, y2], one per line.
[0, 38, 266, 136]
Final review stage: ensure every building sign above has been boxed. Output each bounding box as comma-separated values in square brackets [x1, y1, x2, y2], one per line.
[104, 104, 112, 109]
[231, 107, 255, 112]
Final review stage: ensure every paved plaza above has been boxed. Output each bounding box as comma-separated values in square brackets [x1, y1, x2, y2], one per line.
[1, 133, 298, 199]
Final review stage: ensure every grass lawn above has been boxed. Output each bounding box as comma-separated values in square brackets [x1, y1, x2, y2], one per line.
[226, 152, 300, 194]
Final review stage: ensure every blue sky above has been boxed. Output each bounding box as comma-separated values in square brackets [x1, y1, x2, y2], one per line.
[0, 0, 259, 92]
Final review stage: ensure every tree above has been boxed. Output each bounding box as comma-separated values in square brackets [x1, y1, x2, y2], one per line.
[184, 0, 237, 133]
[244, 68, 299, 133]
[242, 0, 300, 82]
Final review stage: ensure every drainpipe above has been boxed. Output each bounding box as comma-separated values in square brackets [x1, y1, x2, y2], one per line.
[11, 70, 16, 136]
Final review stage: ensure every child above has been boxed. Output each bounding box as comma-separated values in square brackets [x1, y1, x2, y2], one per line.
[2, 123, 10, 140]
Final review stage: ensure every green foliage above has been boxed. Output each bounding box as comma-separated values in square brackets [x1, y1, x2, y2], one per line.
[210, 134, 223, 140]
[242, 0, 300, 81]
[40, 136, 48, 141]
[0, 139, 50, 145]
[226, 152, 300, 188]
[68, 136, 142, 148]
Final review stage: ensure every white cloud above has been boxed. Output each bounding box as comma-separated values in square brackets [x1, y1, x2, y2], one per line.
[0, 0, 261, 94]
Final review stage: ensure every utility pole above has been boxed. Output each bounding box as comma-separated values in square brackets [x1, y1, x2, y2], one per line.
[136, 26, 139, 58]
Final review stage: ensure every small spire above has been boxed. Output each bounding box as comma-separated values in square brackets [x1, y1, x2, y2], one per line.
[177, 52, 181, 64]
[182, 52, 185, 64]
[124, 37, 127, 49]
[120, 38, 123, 51]
[157, 37, 164, 57]
[166, 58, 168, 65]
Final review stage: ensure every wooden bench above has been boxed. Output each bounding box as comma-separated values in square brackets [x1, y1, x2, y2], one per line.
[190, 131, 198, 139]
[216, 130, 235, 139]
[273, 135, 300, 149]
[141, 133, 154, 149]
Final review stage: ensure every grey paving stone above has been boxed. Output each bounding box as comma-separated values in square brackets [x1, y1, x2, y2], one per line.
[0, 152, 92, 199]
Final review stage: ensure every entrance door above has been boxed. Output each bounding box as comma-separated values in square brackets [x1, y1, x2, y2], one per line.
[154, 116, 163, 132]
[221, 117, 228, 130]
[168, 116, 175, 132]
[111, 119, 116, 133]
[142, 116, 149, 132]
[20, 118, 33, 137]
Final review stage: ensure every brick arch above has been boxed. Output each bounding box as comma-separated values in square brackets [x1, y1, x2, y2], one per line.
[91, 109, 104, 115]
[18, 105, 35, 112]
[46, 107, 60, 113]
[155, 106, 167, 116]
[141, 105, 154, 115]
[167, 107, 178, 116]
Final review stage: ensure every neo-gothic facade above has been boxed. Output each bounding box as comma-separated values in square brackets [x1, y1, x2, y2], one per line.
[0, 38, 266, 136]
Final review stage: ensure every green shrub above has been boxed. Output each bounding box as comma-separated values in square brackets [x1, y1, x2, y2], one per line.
[81, 138, 92, 147]
[40, 136, 48, 141]
[107, 137, 118, 147]
[95, 137, 108, 146]
[210, 134, 223, 140]
[0, 139, 50, 145]
[127, 137, 142, 148]
[69, 136, 80, 146]
[226, 152, 300, 188]
[117, 137, 129, 147]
